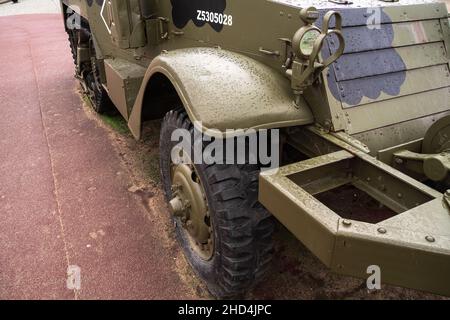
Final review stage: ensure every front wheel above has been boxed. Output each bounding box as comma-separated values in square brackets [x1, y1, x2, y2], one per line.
[159, 109, 274, 298]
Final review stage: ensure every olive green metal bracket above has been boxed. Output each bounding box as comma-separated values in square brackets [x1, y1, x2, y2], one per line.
[260, 126, 450, 296]
[393, 150, 450, 184]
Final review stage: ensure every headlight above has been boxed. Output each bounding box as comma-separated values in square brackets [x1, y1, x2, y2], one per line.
[299, 29, 321, 56]
[292, 26, 321, 58]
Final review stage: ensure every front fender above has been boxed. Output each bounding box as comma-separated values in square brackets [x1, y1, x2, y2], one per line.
[128, 48, 314, 139]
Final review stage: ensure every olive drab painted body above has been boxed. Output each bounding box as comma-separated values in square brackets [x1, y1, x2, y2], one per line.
[60, 0, 450, 296]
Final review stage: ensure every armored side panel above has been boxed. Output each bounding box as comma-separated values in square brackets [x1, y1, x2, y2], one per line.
[101, 0, 146, 48]
[104, 58, 146, 120]
[314, 2, 450, 153]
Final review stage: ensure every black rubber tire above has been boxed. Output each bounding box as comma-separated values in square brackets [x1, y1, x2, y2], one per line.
[160, 109, 274, 298]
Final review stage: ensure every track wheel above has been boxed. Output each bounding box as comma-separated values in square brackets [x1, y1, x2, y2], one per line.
[66, 24, 112, 114]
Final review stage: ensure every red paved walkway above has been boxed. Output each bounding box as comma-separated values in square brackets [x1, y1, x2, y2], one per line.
[0, 14, 194, 300]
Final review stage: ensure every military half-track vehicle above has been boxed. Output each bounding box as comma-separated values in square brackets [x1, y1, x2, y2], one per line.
[60, 0, 450, 298]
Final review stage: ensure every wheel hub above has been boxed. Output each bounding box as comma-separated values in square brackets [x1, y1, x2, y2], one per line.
[170, 162, 214, 260]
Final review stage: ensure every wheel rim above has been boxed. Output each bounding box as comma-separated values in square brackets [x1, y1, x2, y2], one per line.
[169, 151, 214, 260]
